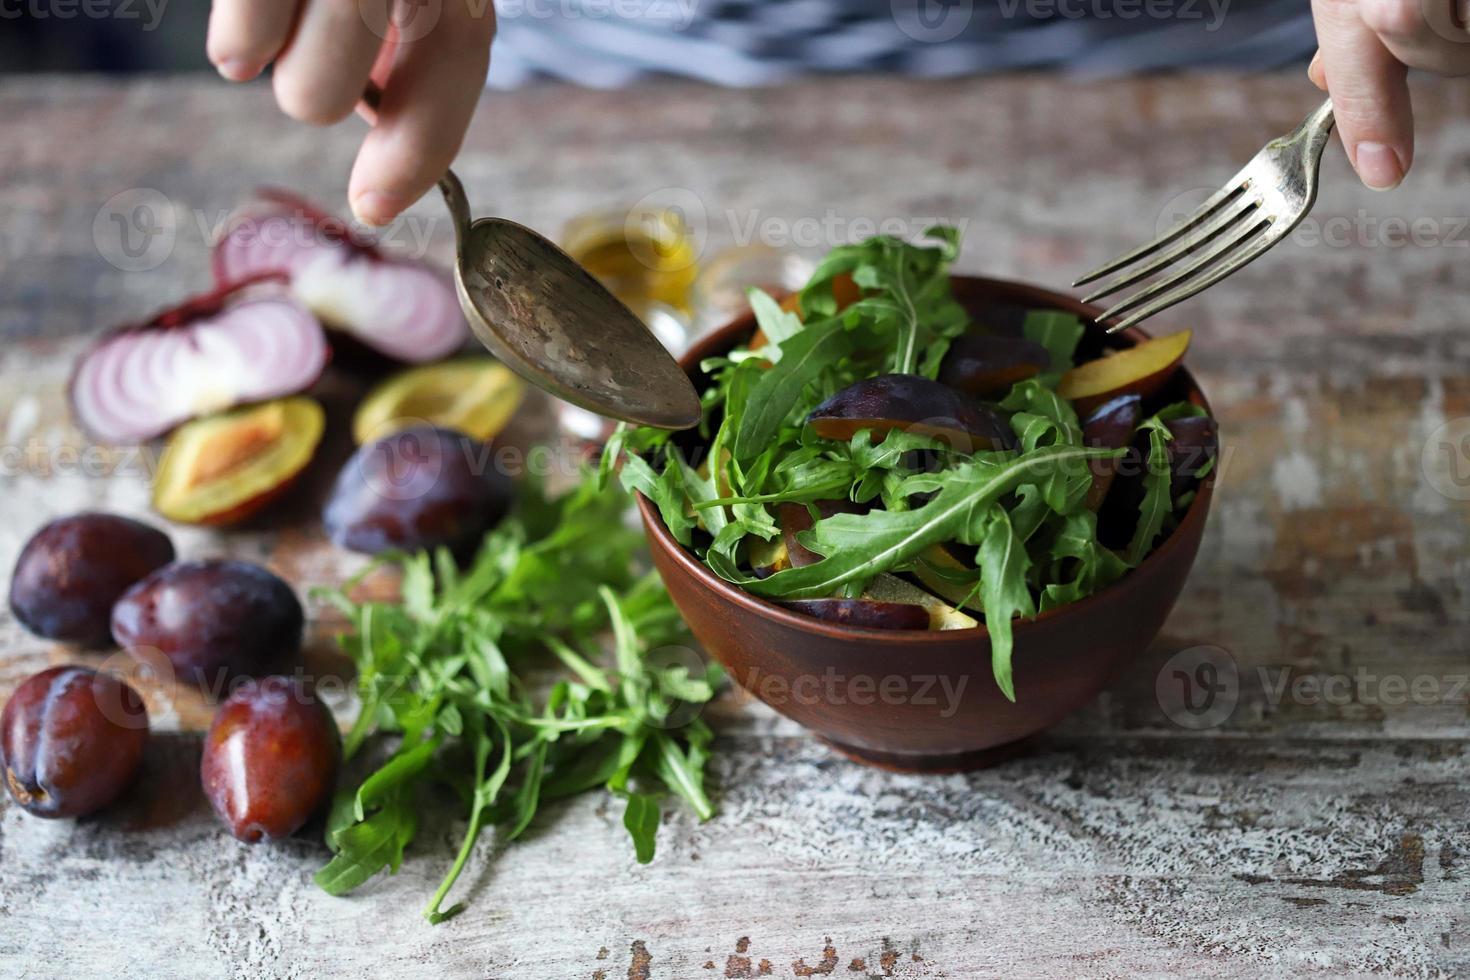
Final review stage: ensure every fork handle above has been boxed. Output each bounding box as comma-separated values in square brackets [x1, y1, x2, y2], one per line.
[1292, 98, 1336, 154]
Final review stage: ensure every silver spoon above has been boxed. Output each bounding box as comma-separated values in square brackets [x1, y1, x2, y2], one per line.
[359, 84, 701, 430]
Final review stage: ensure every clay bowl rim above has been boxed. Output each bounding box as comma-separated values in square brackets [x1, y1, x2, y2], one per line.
[636, 273, 1216, 644]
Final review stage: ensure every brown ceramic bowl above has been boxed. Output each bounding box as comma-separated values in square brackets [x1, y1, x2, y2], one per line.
[638, 276, 1215, 772]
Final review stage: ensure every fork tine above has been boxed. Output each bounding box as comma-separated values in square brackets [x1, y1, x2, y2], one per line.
[1080, 195, 1261, 303]
[1103, 222, 1288, 334]
[1095, 216, 1271, 323]
[1071, 175, 1248, 288]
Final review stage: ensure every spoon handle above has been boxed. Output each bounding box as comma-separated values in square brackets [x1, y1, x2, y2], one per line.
[357, 82, 473, 249]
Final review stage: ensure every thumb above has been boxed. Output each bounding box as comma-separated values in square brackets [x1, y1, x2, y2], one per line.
[1311, 0, 1414, 190]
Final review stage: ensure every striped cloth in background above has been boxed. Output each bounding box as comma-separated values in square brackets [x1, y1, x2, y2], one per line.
[487, 0, 1317, 88]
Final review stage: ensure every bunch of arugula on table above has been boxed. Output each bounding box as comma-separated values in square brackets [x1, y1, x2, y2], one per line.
[606, 226, 1201, 701]
[314, 473, 721, 923]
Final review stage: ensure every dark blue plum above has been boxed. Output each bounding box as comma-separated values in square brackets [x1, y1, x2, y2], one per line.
[324, 426, 513, 557]
[1, 666, 148, 818]
[9, 513, 175, 647]
[111, 560, 303, 692]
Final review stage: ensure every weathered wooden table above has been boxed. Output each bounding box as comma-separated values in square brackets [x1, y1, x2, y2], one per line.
[1, 74, 1466, 979]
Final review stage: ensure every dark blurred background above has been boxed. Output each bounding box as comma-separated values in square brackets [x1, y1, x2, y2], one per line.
[2, 0, 1315, 83]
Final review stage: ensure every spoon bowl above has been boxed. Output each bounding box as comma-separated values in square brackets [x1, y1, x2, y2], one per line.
[454, 209, 704, 429]
[359, 85, 701, 429]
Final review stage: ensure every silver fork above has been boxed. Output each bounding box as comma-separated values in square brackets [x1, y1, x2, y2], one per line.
[1074, 98, 1336, 334]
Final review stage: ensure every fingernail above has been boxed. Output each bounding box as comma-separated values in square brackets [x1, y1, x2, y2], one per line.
[352, 191, 401, 227]
[215, 59, 259, 82]
[1354, 142, 1405, 191]
[1308, 51, 1321, 76]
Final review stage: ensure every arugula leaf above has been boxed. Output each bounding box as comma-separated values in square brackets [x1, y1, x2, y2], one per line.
[1126, 417, 1174, 565]
[315, 791, 418, 896]
[731, 317, 851, 464]
[977, 511, 1036, 701]
[318, 471, 721, 922]
[1023, 310, 1085, 387]
[622, 793, 662, 864]
[747, 287, 804, 352]
[728, 444, 1118, 600]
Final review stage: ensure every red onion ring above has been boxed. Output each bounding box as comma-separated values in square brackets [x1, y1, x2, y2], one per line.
[214, 191, 468, 363]
[71, 286, 328, 445]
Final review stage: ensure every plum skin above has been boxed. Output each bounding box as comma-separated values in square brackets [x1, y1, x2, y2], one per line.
[201, 676, 340, 842]
[1081, 394, 1143, 511]
[1164, 415, 1219, 495]
[782, 598, 931, 631]
[1, 666, 148, 818]
[807, 374, 1016, 452]
[937, 335, 1050, 397]
[324, 425, 514, 557]
[111, 560, 304, 692]
[9, 514, 175, 647]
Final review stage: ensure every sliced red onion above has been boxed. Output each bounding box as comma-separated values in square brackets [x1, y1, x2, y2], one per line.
[71, 283, 328, 445]
[213, 190, 468, 363]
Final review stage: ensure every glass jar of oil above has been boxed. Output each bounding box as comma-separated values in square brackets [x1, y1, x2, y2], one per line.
[562, 206, 701, 315]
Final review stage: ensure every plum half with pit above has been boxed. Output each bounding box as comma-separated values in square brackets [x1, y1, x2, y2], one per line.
[9, 513, 175, 647]
[324, 426, 514, 558]
[1, 666, 148, 818]
[937, 335, 1050, 398]
[111, 560, 304, 692]
[201, 675, 340, 842]
[153, 397, 325, 526]
[807, 374, 1016, 452]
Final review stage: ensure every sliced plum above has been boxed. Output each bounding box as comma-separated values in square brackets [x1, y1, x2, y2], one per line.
[213, 189, 467, 364]
[938, 335, 1050, 398]
[324, 426, 514, 558]
[775, 500, 868, 568]
[1081, 394, 1143, 511]
[909, 543, 984, 614]
[807, 374, 1015, 452]
[1164, 414, 1219, 496]
[153, 397, 325, 526]
[1095, 410, 1216, 548]
[70, 277, 327, 445]
[1057, 329, 1191, 414]
[863, 573, 977, 630]
[748, 534, 791, 578]
[781, 598, 931, 631]
[9, 513, 175, 647]
[352, 358, 525, 444]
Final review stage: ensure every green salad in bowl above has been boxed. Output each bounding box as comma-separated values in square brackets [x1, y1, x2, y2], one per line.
[607, 228, 1216, 699]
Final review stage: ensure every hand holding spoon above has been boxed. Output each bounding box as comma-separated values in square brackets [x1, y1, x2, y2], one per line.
[359, 84, 701, 430]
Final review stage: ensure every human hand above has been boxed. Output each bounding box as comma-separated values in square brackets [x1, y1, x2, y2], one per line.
[206, 1, 496, 226]
[1309, 0, 1470, 190]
